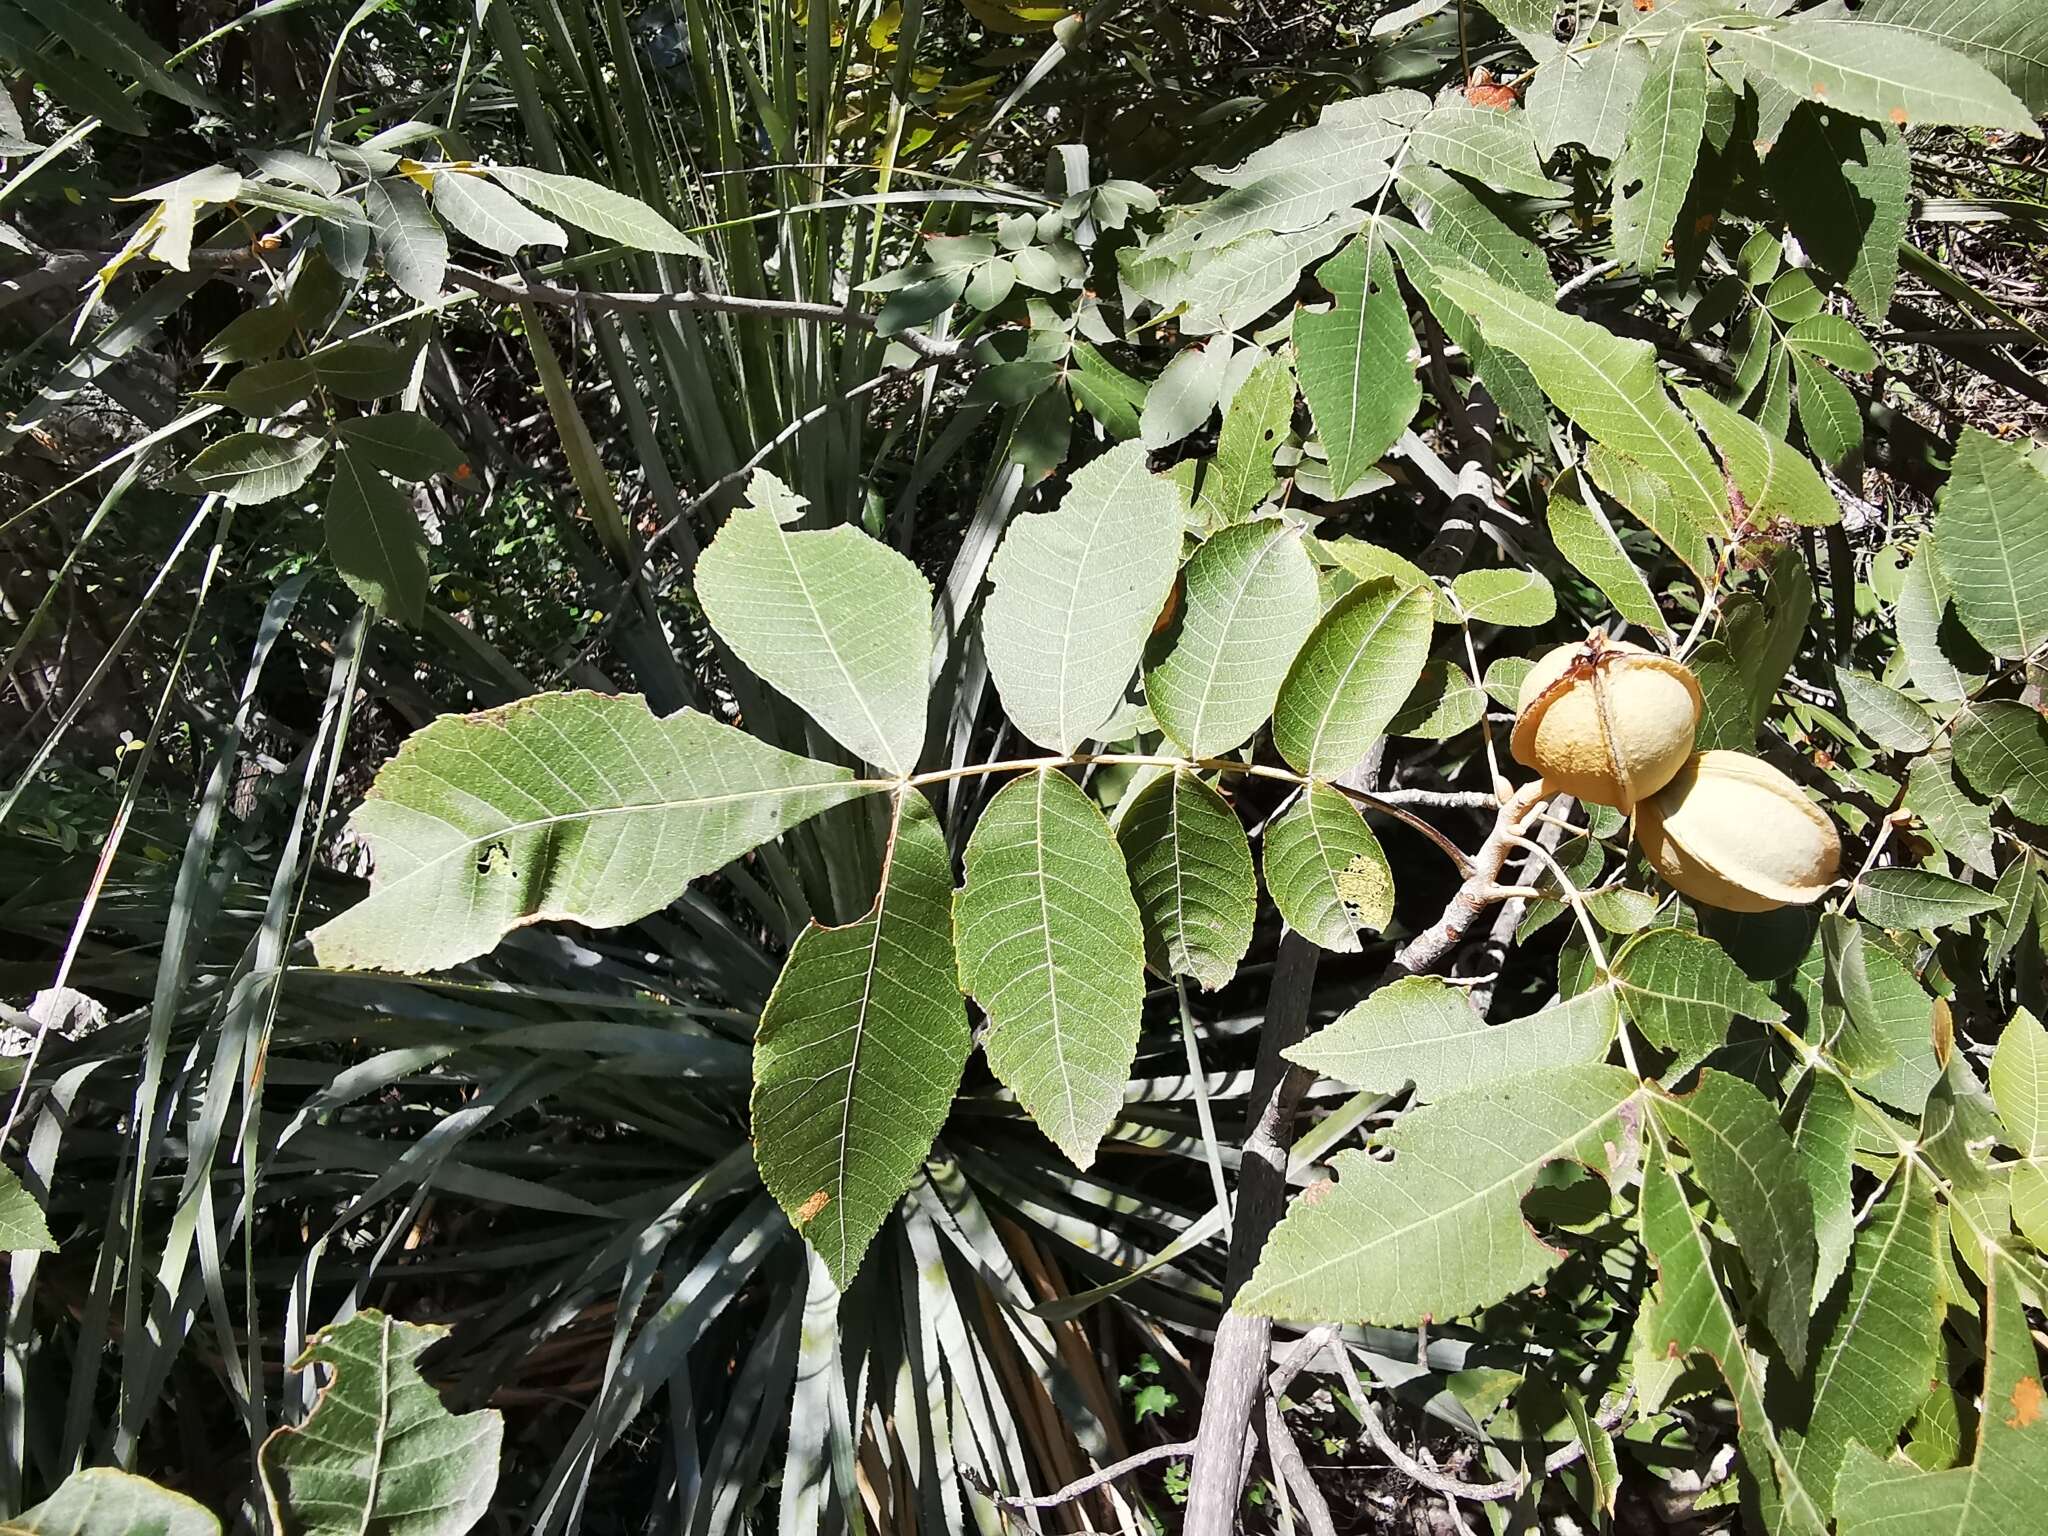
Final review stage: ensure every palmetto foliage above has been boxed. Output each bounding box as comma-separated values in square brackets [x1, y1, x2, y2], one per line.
[5, 0, 2048, 1534]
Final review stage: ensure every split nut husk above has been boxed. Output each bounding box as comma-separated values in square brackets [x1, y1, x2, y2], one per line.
[1511, 639, 1702, 810]
[1633, 750, 1842, 912]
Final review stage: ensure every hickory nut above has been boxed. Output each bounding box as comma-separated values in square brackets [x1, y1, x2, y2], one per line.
[1511, 638, 1703, 810]
[1633, 750, 1842, 912]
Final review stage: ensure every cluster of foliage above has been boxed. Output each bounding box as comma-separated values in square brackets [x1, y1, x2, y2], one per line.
[5, 0, 2048, 1531]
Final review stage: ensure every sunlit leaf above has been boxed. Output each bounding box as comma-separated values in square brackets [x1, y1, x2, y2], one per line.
[1933, 429, 2048, 661]
[955, 769, 1145, 1168]
[1612, 29, 1709, 275]
[7, 1469, 219, 1536]
[486, 165, 709, 255]
[1273, 578, 1435, 779]
[310, 694, 875, 973]
[1260, 783, 1395, 951]
[752, 791, 969, 1287]
[1717, 17, 2036, 134]
[1296, 237, 1419, 497]
[1117, 770, 1256, 990]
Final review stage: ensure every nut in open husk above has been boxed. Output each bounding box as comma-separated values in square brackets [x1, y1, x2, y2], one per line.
[1633, 750, 1842, 912]
[1510, 637, 1702, 810]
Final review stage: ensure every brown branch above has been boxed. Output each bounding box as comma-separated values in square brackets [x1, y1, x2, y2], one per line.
[961, 1439, 1193, 1513]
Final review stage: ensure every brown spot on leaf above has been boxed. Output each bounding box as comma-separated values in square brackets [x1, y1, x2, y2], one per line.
[1813, 82, 1827, 96]
[795, 1190, 830, 1227]
[1889, 107, 1909, 126]
[1301, 1178, 1338, 1207]
[2008, 1376, 2044, 1429]
[1932, 996, 1955, 1069]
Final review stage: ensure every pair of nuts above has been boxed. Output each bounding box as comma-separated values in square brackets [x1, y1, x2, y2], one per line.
[1512, 637, 1840, 912]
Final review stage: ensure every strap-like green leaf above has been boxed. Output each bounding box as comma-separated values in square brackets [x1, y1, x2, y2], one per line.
[1716, 18, 2036, 135]
[1613, 29, 1709, 275]
[752, 790, 969, 1287]
[326, 447, 427, 625]
[310, 693, 875, 973]
[260, 1311, 503, 1536]
[1296, 237, 1420, 497]
[1286, 976, 1619, 1101]
[982, 442, 1182, 753]
[1273, 577, 1435, 779]
[696, 470, 933, 775]
[1146, 520, 1320, 758]
[954, 769, 1145, 1168]
[1240, 1064, 1643, 1326]
[1117, 771, 1255, 990]
[1933, 428, 2048, 661]
[1259, 782, 1395, 952]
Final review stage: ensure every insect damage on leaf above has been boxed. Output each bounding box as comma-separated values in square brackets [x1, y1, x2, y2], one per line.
[794, 1190, 830, 1227]
[2008, 1376, 2044, 1430]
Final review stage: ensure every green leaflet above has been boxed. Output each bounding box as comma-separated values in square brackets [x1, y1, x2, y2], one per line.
[752, 790, 969, 1287]
[955, 769, 1145, 1168]
[430, 169, 567, 255]
[1116, 770, 1256, 991]
[1450, 568, 1556, 627]
[1785, 1170, 1944, 1519]
[1143, 158, 1390, 267]
[1145, 519, 1321, 758]
[1715, 18, 2036, 136]
[8, 1470, 220, 1536]
[1835, 1250, 2048, 1535]
[1767, 106, 1910, 323]
[1394, 164, 1550, 298]
[0, 1165, 54, 1253]
[307, 336, 417, 401]
[1849, 0, 2048, 113]
[1904, 753, 1997, 876]
[364, 176, 446, 303]
[1272, 578, 1435, 779]
[1239, 1064, 1643, 1326]
[309, 693, 874, 974]
[325, 447, 428, 625]
[1296, 236, 1420, 498]
[1792, 1069, 1859, 1306]
[1613, 29, 1709, 276]
[1527, 38, 1653, 159]
[1194, 352, 1294, 528]
[1437, 268, 1729, 554]
[1993, 1010, 2048, 1248]
[1139, 338, 1228, 450]
[1855, 868, 2000, 931]
[1381, 217, 1551, 444]
[1176, 214, 1365, 338]
[1194, 90, 1426, 188]
[1285, 977, 1620, 1102]
[1611, 928, 1786, 1066]
[336, 413, 464, 482]
[1840, 669, 1937, 752]
[696, 470, 933, 776]
[1894, 550, 1978, 703]
[1679, 386, 1841, 527]
[178, 431, 329, 506]
[1639, 1135, 1830, 1536]
[1652, 1071, 1818, 1366]
[1546, 472, 1670, 638]
[1933, 429, 2048, 662]
[485, 164, 709, 256]
[1821, 914, 1944, 1113]
[1794, 349, 1864, 472]
[1409, 104, 1560, 197]
[1259, 783, 1394, 952]
[260, 1312, 504, 1536]
[982, 441, 1183, 753]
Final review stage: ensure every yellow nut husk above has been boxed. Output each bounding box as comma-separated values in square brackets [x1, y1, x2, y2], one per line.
[1510, 639, 1703, 810]
[1633, 750, 1842, 912]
